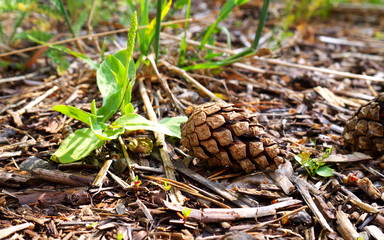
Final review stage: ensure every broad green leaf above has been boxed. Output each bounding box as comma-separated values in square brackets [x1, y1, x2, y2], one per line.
[112, 113, 176, 137]
[103, 127, 125, 140]
[96, 52, 126, 102]
[51, 128, 105, 163]
[89, 116, 110, 141]
[114, 48, 136, 115]
[122, 60, 136, 114]
[158, 116, 187, 139]
[316, 166, 334, 177]
[96, 52, 127, 121]
[52, 105, 99, 127]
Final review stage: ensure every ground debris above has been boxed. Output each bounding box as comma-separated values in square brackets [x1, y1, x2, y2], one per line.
[1, 2, 384, 239]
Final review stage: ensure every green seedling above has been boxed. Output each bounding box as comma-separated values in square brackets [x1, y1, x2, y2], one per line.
[184, 0, 270, 70]
[51, 12, 187, 163]
[177, 207, 192, 224]
[134, 175, 142, 195]
[163, 180, 171, 191]
[294, 147, 334, 178]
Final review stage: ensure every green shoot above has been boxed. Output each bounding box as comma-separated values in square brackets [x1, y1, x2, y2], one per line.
[184, 0, 270, 70]
[154, 0, 163, 63]
[199, 0, 250, 49]
[294, 147, 334, 178]
[163, 181, 171, 191]
[134, 175, 142, 195]
[177, 0, 192, 66]
[177, 207, 192, 224]
[52, 0, 77, 38]
[51, 12, 187, 163]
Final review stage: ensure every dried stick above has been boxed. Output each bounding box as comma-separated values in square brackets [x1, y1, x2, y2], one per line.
[138, 78, 183, 204]
[92, 159, 112, 187]
[295, 178, 334, 233]
[143, 175, 230, 208]
[0, 222, 34, 239]
[147, 55, 186, 113]
[173, 159, 255, 208]
[159, 60, 225, 103]
[0, 19, 193, 58]
[160, 33, 384, 82]
[163, 199, 302, 223]
[336, 209, 360, 240]
[17, 85, 59, 115]
[0, 67, 50, 83]
[246, 205, 308, 231]
[118, 136, 135, 183]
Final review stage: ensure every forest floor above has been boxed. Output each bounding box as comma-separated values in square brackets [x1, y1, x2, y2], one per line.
[0, 2, 384, 240]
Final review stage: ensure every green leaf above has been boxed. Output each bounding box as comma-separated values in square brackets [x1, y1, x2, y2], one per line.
[89, 116, 110, 141]
[52, 105, 99, 127]
[112, 113, 177, 137]
[199, 0, 250, 49]
[177, 0, 192, 66]
[182, 207, 192, 217]
[103, 127, 125, 140]
[51, 128, 105, 163]
[316, 166, 334, 177]
[121, 58, 136, 115]
[96, 52, 127, 121]
[138, 0, 150, 54]
[159, 116, 187, 139]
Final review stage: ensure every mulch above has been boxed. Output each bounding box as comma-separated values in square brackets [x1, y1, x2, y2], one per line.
[0, 2, 383, 239]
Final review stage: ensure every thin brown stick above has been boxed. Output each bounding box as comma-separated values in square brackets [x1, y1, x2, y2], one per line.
[86, 0, 101, 53]
[160, 32, 384, 82]
[147, 55, 186, 113]
[0, 19, 193, 58]
[138, 78, 183, 204]
[159, 60, 225, 103]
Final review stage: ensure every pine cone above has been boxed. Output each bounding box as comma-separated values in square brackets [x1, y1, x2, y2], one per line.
[180, 102, 285, 173]
[343, 94, 384, 156]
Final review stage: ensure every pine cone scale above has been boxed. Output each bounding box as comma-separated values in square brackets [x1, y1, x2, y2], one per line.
[343, 94, 384, 156]
[181, 102, 286, 172]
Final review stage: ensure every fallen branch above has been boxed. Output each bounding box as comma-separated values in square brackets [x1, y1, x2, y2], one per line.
[163, 199, 302, 223]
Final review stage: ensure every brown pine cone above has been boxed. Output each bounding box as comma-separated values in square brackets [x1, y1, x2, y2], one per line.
[343, 94, 384, 156]
[180, 102, 285, 173]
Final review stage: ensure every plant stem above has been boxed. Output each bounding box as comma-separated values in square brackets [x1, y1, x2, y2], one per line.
[252, 0, 270, 50]
[154, 0, 163, 64]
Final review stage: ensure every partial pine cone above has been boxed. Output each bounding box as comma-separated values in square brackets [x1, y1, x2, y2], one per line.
[180, 102, 286, 173]
[343, 94, 384, 156]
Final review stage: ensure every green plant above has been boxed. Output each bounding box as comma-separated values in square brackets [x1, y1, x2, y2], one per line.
[133, 175, 142, 195]
[183, 0, 270, 70]
[163, 180, 171, 191]
[135, 0, 172, 65]
[51, 12, 187, 163]
[294, 147, 334, 177]
[177, 207, 192, 224]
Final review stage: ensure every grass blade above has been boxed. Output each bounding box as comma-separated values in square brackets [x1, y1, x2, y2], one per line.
[178, 0, 192, 66]
[199, 0, 250, 49]
[154, 0, 163, 63]
[251, 0, 270, 50]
